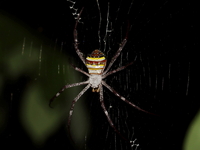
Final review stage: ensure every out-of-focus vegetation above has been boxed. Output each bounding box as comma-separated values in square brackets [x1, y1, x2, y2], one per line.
[0, 12, 90, 148]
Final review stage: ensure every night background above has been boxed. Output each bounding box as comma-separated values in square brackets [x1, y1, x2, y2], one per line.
[0, 0, 199, 150]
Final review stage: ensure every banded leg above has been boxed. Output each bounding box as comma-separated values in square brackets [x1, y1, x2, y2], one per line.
[49, 81, 89, 108]
[103, 62, 133, 79]
[99, 84, 129, 142]
[71, 64, 90, 77]
[67, 84, 91, 139]
[103, 56, 137, 79]
[103, 38, 127, 75]
[102, 81, 155, 115]
[74, 8, 86, 66]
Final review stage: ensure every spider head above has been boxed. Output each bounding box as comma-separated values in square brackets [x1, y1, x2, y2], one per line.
[89, 74, 102, 92]
[86, 49, 107, 75]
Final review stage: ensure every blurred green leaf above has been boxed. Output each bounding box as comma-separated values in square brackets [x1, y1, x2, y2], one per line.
[0, 12, 90, 147]
[183, 110, 200, 150]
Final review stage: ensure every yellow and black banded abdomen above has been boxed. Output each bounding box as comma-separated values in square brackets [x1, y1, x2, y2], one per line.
[86, 50, 107, 75]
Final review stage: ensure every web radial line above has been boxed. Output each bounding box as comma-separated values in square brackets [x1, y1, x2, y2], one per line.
[96, 0, 102, 50]
[73, 7, 86, 66]
[102, 81, 156, 115]
[99, 84, 129, 142]
[49, 80, 89, 107]
[71, 64, 90, 77]
[103, 38, 127, 75]
[67, 84, 90, 140]
[102, 62, 134, 79]
[103, 2, 110, 52]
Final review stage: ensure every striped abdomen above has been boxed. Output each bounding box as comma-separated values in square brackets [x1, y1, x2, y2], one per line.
[86, 50, 107, 75]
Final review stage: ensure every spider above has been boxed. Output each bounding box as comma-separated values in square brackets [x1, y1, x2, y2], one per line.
[49, 8, 153, 143]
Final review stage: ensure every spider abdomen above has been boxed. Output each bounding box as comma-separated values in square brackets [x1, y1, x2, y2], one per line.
[86, 49, 107, 75]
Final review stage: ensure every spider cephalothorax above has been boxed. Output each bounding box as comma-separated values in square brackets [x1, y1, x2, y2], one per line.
[49, 8, 153, 144]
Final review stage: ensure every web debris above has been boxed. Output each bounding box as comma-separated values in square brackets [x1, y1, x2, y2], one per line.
[67, 0, 83, 23]
[130, 139, 139, 150]
[128, 127, 140, 150]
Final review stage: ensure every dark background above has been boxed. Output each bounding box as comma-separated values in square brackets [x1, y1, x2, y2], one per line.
[0, 0, 199, 150]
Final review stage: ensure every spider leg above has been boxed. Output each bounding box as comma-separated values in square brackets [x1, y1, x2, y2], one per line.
[74, 8, 87, 66]
[49, 81, 89, 108]
[103, 38, 127, 75]
[99, 84, 130, 142]
[67, 84, 90, 140]
[102, 81, 156, 115]
[70, 64, 90, 77]
[103, 62, 133, 79]
[103, 56, 137, 79]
